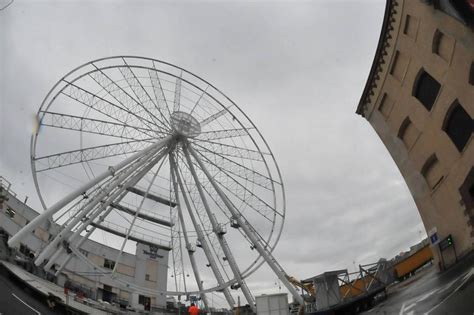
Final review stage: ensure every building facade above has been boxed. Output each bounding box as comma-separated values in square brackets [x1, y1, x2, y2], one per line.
[0, 177, 169, 310]
[357, 0, 473, 267]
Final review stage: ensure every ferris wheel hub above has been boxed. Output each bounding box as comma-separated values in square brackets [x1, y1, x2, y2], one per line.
[170, 111, 201, 138]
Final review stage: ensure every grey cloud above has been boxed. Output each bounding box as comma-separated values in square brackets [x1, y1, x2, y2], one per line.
[1, 0, 425, 308]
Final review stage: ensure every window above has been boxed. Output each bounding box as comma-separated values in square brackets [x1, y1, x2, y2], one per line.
[413, 70, 441, 111]
[421, 154, 444, 190]
[103, 258, 115, 270]
[403, 15, 419, 39]
[139, 294, 151, 308]
[103, 284, 113, 292]
[469, 62, 474, 85]
[6, 207, 15, 218]
[459, 168, 474, 211]
[398, 117, 419, 150]
[79, 249, 88, 257]
[432, 29, 454, 62]
[145, 274, 150, 281]
[443, 102, 473, 152]
[390, 51, 409, 82]
[378, 93, 395, 119]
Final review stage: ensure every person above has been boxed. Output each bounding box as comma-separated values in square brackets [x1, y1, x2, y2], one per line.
[188, 302, 199, 315]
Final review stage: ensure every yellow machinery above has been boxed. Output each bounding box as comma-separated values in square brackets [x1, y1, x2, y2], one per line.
[287, 275, 316, 297]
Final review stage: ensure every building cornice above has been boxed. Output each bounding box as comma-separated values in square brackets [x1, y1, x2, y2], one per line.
[356, 0, 399, 117]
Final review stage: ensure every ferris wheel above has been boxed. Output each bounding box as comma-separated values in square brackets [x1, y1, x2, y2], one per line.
[8, 56, 304, 310]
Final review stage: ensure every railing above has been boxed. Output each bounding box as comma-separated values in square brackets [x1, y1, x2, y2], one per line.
[0, 176, 17, 197]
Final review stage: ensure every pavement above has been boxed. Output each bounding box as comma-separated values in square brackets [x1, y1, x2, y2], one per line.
[0, 261, 110, 315]
[0, 262, 64, 315]
[361, 252, 474, 315]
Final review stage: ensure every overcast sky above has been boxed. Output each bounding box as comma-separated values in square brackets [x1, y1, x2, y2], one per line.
[0, 0, 426, 307]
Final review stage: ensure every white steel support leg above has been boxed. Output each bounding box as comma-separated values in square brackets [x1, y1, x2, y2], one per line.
[169, 153, 209, 310]
[49, 150, 165, 272]
[111, 150, 169, 275]
[187, 142, 305, 306]
[35, 144, 168, 267]
[171, 155, 235, 309]
[8, 135, 172, 249]
[182, 144, 256, 311]
[37, 147, 162, 267]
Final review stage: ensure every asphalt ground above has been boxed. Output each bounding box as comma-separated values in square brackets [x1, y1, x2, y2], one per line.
[0, 264, 74, 315]
[361, 252, 474, 315]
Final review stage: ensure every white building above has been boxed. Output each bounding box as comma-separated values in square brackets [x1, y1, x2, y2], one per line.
[0, 177, 170, 311]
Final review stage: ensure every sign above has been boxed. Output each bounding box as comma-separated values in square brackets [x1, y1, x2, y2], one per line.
[430, 233, 439, 245]
[439, 234, 454, 251]
[428, 227, 440, 245]
[143, 245, 164, 259]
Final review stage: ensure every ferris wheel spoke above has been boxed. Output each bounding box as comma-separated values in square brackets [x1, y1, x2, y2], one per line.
[89, 66, 170, 135]
[173, 72, 182, 113]
[196, 176, 263, 254]
[204, 175, 273, 223]
[183, 143, 256, 310]
[199, 106, 232, 127]
[190, 85, 209, 115]
[186, 143, 304, 305]
[176, 153, 236, 308]
[184, 183, 231, 281]
[39, 111, 155, 141]
[196, 127, 252, 142]
[61, 82, 159, 138]
[117, 61, 170, 128]
[175, 156, 214, 232]
[148, 67, 172, 120]
[190, 173, 273, 253]
[169, 207, 186, 292]
[193, 139, 266, 162]
[180, 152, 274, 223]
[194, 145, 276, 190]
[35, 138, 155, 172]
[172, 154, 229, 308]
[197, 176, 273, 251]
[180, 173, 231, 281]
[194, 150, 282, 218]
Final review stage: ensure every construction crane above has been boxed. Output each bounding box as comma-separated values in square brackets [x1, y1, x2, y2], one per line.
[287, 275, 316, 298]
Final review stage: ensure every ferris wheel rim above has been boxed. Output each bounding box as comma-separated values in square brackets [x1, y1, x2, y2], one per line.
[30, 55, 287, 296]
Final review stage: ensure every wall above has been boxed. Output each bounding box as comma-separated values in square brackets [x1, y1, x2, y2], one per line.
[357, 0, 474, 267]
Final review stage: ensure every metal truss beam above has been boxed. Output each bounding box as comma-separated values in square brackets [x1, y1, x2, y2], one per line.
[126, 186, 177, 207]
[35, 138, 154, 172]
[40, 111, 154, 141]
[111, 203, 173, 227]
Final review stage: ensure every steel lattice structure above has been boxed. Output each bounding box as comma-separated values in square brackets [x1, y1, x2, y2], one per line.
[8, 56, 304, 310]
